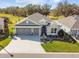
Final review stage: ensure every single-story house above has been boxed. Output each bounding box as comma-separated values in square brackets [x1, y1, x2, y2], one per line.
[14, 13, 61, 36]
[56, 15, 79, 37]
[0, 18, 4, 32]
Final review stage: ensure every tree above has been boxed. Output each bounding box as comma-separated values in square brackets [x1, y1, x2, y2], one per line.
[0, 4, 51, 17]
[40, 4, 51, 16]
[25, 4, 35, 15]
[3, 17, 9, 36]
[58, 29, 64, 38]
[51, 0, 79, 17]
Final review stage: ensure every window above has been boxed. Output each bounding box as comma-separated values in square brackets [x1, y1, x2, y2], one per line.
[51, 28, 57, 33]
[51, 28, 54, 33]
[54, 28, 57, 33]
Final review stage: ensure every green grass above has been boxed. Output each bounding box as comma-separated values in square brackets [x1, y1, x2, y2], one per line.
[42, 41, 79, 52]
[0, 13, 23, 50]
[0, 37, 11, 50]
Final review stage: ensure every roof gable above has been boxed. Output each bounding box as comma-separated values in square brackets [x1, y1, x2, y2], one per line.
[57, 15, 79, 30]
[71, 15, 79, 30]
[58, 16, 76, 29]
[15, 12, 51, 26]
[15, 19, 39, 26]
[71, 20, 79, 30]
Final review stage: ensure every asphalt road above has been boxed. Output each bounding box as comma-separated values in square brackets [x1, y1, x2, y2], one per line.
[0, 53, 79, 58]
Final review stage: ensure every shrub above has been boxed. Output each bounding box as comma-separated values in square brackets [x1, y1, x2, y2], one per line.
[58, 29, 64, 38]
[9, 32, 15, 39]
[0, 30, 3, 34]
[41, 34, 48, 43]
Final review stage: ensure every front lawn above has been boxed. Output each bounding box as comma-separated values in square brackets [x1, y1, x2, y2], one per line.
[0, 37, 11, 50]
[42, 41, 79, 52]
[0, 13, 23, 51]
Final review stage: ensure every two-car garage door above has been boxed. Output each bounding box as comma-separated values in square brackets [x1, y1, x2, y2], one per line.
[15, 28, 39, 35]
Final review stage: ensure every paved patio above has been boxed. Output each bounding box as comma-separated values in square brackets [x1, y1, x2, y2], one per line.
[0, 35, 45, 55]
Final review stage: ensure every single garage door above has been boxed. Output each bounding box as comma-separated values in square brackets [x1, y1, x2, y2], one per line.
[15, 28, 39, 35]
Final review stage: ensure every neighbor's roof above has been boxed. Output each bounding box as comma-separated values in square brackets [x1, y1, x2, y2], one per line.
[0, 18, 4, 26]
[15, 12, 51, 26]
[57, 15, 79, 30]
[58, 16, 76, 29]
[71, 15, 79, 30]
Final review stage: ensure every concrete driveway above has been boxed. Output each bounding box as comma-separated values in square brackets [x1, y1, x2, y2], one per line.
[15, 35, 41, 42]
[0, 35, 45, 55]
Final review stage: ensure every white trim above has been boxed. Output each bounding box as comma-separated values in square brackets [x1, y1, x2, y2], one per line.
[15, 17, 40, 26]
[15, 18, 27, 25]
[27, 18, 39, 25]
[14, 28, 16, 34]
[39, 28, 41, 36]
[15, 26, 41, 28]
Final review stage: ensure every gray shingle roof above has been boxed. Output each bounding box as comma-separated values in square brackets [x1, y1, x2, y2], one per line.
[27, 12, 51, 24]
[73, 15, 79, 20]
[57, 16, 76, 29]
[58, 15, 79, 30]
[71, 15, 79, 30]
[71, 20, 79, 30]
[15, 12, 51, 26]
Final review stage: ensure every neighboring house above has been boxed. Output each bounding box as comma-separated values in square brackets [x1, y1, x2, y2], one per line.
[0, 18, 4, 32]
[56, 15, 79, 37]
[14, 13, 60, 36]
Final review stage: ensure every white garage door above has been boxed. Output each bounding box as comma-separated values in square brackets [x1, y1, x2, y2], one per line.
[15, 28, 39, 35]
